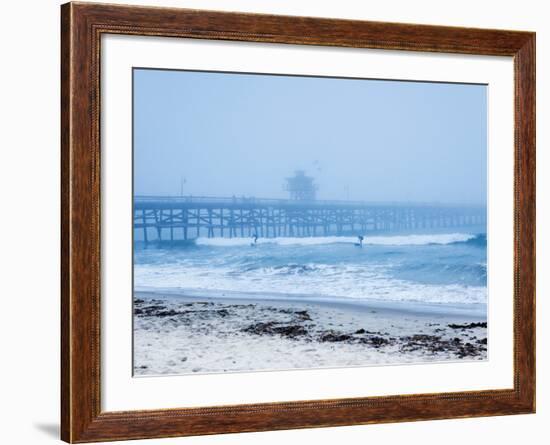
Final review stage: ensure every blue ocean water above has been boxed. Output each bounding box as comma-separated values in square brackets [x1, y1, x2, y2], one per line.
[134, 228, 487, 308]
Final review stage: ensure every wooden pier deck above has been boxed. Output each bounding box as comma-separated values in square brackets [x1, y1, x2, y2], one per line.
[134, 195, 486, 242]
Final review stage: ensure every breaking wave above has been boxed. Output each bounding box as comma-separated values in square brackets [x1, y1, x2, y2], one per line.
[135, 230, 487, 307]
[195, 232, 478, 247]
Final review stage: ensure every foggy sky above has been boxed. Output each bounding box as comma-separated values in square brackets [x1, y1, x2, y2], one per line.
[133, 68, 487, 204]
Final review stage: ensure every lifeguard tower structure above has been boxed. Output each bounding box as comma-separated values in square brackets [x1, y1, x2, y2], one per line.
[284, 170, 318, 201]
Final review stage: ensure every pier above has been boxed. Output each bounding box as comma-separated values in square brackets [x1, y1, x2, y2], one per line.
[134, 195, 486, 242]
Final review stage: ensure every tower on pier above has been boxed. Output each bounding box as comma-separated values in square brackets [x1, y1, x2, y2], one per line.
[284, 170, 318, 201]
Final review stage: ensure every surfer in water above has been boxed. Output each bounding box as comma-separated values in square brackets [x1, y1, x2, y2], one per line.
[354, 235, 364, 248]
[251, 233, 259, 247]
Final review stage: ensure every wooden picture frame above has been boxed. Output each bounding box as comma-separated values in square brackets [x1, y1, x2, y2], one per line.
[61, 2, 535, 442]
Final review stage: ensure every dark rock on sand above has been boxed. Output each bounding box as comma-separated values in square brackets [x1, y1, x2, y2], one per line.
[136, 304, 167, 316]
[274, 309, 311, 321]
[295, 310, 312, 321]
[399, 333, 486, 358]
[243, 322, 308, 339]
[320, 332, 353, 342]
[448, 322, 487, 329]
[457, 342, 481, 358]
[154, 309, 181, 317]
[360, 336, 390, 348]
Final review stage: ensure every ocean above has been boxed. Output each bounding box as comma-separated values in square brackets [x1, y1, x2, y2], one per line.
[133, 227, 487, 314]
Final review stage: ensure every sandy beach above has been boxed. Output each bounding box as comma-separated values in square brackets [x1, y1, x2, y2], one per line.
[133, 290, 487, 376]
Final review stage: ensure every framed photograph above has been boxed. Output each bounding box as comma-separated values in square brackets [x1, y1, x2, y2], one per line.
[61, 2, 535, 442]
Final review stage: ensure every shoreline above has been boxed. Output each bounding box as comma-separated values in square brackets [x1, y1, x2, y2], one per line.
[135, 287, 487, 319]
[134, 289, 487, 376]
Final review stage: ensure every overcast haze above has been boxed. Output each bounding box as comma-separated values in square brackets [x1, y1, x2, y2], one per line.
[133, 68, 487, 205]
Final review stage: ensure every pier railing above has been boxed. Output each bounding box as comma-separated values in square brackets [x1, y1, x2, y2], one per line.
[134, 195, 485, 208]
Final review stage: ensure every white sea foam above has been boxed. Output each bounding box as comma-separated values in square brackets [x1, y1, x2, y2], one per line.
[195, 233, 476, 247]
[134, 261, 486, 305]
